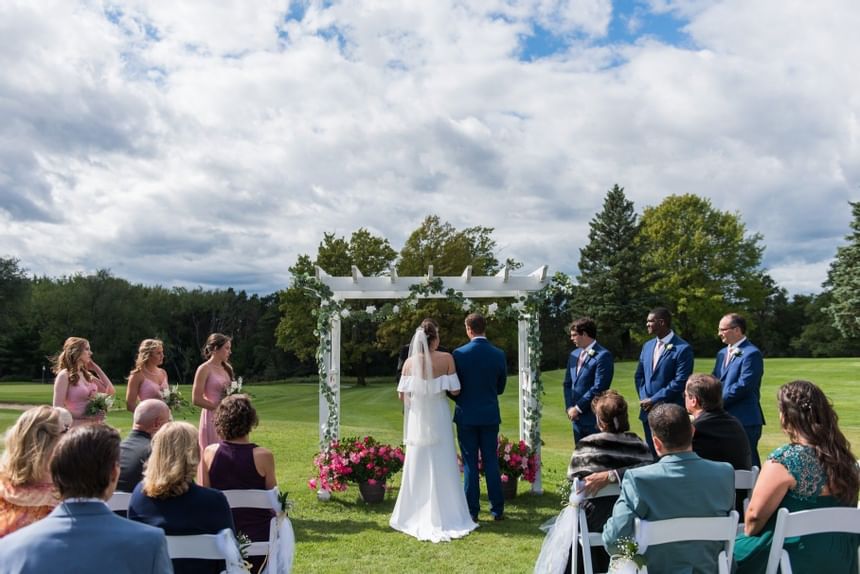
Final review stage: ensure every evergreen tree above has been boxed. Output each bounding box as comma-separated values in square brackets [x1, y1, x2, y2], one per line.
[825, 201, 860, 338]
[575, 185, 652, 358]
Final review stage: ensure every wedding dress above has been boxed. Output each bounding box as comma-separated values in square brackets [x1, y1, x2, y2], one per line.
[389, 329, 478, 543]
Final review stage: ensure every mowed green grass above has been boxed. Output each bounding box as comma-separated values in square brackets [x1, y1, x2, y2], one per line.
[0, 357, 857, 573]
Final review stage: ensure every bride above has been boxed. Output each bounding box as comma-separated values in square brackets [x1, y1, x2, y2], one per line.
[389, 319, 479, 542]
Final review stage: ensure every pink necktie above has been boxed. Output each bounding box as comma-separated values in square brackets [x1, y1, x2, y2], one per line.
[577, 351, 587, 374]
[724, 346, 732, 368]
[652, 340, 664, 369]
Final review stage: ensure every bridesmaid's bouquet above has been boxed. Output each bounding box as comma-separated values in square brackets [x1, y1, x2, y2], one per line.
[160, 384, 189, 411]
[85, 392, 115, 416]
[225, 376, 244, 397]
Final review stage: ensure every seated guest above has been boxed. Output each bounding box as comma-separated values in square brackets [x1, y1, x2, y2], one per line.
[202, 394, 277, 573]
[118, 399, 171, 493]
[602, 403, 735, 573]
[685, 373, 753, 516]
[734, 380, 859, 573]
[0, 406, 67, 537]
[128, 422, 234, 574]
[533, 391, 652, 574]
[0, 424, 172, 574]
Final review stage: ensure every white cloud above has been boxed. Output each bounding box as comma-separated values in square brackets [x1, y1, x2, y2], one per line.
[1, 0, 858, 295]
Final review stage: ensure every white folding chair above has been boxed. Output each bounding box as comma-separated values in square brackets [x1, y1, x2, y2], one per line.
[221, 487, 281, 558]
[107, 490, 132, 513]
[571, 481, 622, 574]
[166, 531, 232, 560]
[634, 510, 739, 574]
[764, 507, 860, 574]
[734, 466, 759, 532]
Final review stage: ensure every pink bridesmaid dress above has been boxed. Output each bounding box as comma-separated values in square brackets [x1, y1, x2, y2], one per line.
[197, 370, 230, 453]
[138, 377, 168, 401]
[65, 379, 104, 426]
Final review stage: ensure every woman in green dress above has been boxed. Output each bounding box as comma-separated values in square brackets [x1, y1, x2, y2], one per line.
[734, 380, 859, 573]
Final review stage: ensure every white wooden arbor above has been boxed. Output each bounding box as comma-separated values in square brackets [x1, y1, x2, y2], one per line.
[315, 263, 549, 495]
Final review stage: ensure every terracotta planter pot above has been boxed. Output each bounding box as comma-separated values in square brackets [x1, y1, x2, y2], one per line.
[501, 477, 518, 500]
[358, 481, 386, 503]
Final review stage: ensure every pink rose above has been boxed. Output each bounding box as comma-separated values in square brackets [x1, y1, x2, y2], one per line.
[500, 474, 509, 483]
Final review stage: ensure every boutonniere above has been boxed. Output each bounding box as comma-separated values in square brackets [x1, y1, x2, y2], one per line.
[587, 349, 596, 357]
[664, 343, 674, 351]
[732, 349, 743, 357]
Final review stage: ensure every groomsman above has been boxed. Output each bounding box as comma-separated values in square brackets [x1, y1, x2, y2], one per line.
[634, 307, 694, 454]
[562, 317, 613, 443]
[713, 313, 765, 467]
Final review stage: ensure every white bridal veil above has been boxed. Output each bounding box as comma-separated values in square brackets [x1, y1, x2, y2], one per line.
[402, 327, 439, 446]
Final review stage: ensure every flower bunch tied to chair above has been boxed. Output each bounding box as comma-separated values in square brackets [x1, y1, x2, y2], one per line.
[309, 436, 406, 502]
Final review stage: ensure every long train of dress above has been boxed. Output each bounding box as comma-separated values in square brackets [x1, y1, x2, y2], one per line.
[389, 373, 478, 543]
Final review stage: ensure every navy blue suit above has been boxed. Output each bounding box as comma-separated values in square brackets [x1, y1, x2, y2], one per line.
[562, 342, 613, 443]
[634, 334, 694, 452]
[128, 482, 235, 574]
[452, 336, 507, 518]
[712, 338, 765, 466]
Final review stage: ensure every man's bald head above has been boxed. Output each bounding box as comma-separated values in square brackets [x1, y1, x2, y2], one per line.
[133, 399, 170, 434]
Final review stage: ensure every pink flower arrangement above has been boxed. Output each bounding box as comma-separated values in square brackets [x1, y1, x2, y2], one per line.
[456, 434, 540, 484]
[309, 435, 405, 493]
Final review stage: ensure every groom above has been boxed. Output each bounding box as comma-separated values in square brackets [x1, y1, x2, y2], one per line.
[452, 313, 507, 521]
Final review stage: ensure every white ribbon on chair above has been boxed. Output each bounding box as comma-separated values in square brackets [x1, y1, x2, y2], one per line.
[214, 529, 252, 574]
[263, 513, 296, 574]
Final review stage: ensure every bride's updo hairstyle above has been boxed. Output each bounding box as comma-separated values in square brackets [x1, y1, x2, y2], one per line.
[420, 318, 439, 345]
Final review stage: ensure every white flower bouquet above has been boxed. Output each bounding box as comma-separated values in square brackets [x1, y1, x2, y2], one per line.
[85, 392, 115, 416]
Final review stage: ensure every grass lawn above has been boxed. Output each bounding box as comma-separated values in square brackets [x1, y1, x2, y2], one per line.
[1, 357, 858, 573]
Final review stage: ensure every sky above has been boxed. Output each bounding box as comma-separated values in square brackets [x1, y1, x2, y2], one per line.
[1, 0, 858, 295]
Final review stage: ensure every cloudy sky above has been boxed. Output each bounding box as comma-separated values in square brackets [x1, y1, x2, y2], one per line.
[1, 0, 858, 295]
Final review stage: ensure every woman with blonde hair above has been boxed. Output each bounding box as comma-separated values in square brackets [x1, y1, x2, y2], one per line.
[51, 337, 115, 426]
[0, 406, 68, 536]
[192, 333, 234, 458]
[128, 421, 234, 574]
[126, 338, 169, 412]
[734, 380, 860, 572]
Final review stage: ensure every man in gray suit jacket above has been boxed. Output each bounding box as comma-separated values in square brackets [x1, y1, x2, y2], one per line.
[0, 425, 173, 574]
[603, 403, 734, 574]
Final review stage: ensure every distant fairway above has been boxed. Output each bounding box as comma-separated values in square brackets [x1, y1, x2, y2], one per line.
[1, 357, 857, 573]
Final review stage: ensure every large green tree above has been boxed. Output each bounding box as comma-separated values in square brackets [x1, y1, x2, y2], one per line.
[277, 229, 397, 385]
[639, 194, 766, 351]
[575, 185, 653, 358]
[824, 201, 860, 338]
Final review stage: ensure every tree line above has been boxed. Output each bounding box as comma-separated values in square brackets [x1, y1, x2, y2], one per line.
[1, 192, 857, 384]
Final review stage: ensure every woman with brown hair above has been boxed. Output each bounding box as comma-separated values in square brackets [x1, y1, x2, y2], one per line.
[534, 390, 652, 574]
[202, 394, 276, 573]
[126, 338, 169, 412]
[128, 421, 234, 574]
[734, 380, 860, 572]
[192, 333, 234, 457]
[51, 337, 115, 426]
[0, 406, 68, 537]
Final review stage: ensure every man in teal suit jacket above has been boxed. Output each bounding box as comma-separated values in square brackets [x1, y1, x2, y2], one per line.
[603, 403, 734, 574]
[712, 313, 765, 467]
[0, 425, 173, 574]
[452, 313, 507, 520]
[634, 307, 694, 454]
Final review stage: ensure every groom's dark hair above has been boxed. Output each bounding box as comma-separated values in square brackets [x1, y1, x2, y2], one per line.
[465, 313, 486, 335]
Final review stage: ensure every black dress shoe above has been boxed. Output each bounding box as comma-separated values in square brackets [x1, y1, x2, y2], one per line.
[493, 513, 505, 521]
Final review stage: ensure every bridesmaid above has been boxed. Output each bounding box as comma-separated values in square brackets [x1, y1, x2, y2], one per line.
[126, 339, 169, 412]
[192, 333, 234, 467]
[51, 337, 115, 426]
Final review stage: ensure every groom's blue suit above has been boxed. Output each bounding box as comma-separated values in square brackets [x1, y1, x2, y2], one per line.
[0, 501, 173, 574]
[452, 336, 507, 519]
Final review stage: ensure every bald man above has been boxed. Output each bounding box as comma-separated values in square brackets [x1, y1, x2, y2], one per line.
[117, 399, 171, 492]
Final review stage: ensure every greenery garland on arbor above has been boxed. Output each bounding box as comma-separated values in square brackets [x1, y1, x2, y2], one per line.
[293, 272, 574, 458]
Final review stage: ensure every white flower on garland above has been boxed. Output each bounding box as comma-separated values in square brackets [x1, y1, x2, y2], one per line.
[365, 305, 376, 315]
[487, 302, 498, 316]
[392, 305, 400, 314]
[461, 299, 472, 311]
[340, 308, 351, 318]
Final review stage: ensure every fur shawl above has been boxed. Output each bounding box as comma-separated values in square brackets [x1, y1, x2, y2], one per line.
[567, 431, 653, 480]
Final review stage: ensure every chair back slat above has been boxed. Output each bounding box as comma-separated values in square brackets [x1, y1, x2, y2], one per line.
[166, 534, 227, 560]
[107, 491, 133, 512]
[634, 511, 739, 574]
[221, 487, 280, 511]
